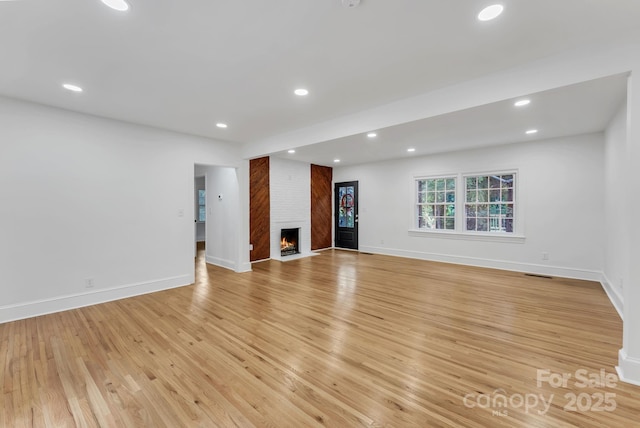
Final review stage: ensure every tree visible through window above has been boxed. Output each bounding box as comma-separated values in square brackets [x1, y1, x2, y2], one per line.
[414, 172, 516, 234]
[416, 177, 456, 230]
[464, 174, 514, 232]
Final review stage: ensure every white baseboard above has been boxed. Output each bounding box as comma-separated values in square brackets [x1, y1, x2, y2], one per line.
[358, 245, 602, 282]
[205, 254, 252, 273]
[236, 262, 253, 273]
[205, 254, 236, 271]
[617, 349, 640, 386]
[0, 274, 192, 324]
[600, 273, 624, 319]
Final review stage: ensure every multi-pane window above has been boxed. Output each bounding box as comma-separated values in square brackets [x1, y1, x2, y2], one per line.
[198, 189, 206, 222]
[416, 177, 456, 230]
[464, 174, 514, 233]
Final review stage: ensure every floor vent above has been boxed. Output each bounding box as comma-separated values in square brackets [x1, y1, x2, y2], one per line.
[524, 273, 553, 279]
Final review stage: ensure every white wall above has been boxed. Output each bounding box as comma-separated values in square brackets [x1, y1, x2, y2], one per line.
[334, 133, 605, 280]
[618, 71, 640, 385]
[603, 103, 628, 316]
[269, 157, 312, 259]
[203, 166, 243, 271]
[0, 96, 247, 323]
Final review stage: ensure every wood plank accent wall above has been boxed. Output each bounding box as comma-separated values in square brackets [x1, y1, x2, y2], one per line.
[311, 164, 333, 250]
[250, 157, 270, 261]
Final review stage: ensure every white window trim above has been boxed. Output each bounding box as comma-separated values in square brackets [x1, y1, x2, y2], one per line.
[461, 168, 519, 235]
[414, 174, 457, 231]
[410, 169, 524, 242]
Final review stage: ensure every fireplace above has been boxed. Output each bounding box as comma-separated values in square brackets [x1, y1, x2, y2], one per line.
[280, 228, 300, 257]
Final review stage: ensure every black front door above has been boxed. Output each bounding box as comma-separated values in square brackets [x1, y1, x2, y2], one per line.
[334, 181, 358, 250]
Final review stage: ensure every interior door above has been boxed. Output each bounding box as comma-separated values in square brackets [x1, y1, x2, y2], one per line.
[335, 181, 358, 250]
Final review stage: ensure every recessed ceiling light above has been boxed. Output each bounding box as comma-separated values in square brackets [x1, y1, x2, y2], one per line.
[514, 99, 531, 107]
[334, 159, 341, 163]
[294, 88, 309, 96]
[288, 149, 296, 154]
[342, 0, 360, 8]
[526, 129, 538, 135]
[62, 83, 83, 93]
[478, 4, 504, 21]
[216, 123, 228, 128]
[101, 0, 129, 11]
[407, 148, 416, 153]
[367, 132, 377, 138]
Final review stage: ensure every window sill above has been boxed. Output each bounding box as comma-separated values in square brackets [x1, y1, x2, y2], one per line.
[408, 229, 525, 243]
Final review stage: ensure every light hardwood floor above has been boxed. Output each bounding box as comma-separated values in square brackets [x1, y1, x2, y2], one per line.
[2, 248, 639, 427]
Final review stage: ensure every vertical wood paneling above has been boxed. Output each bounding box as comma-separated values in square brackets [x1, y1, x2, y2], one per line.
[250, 157, 270, 261]
[311, 164, 333, 250]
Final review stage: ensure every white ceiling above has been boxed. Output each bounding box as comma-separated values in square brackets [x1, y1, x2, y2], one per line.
[279, 74, 628, 166]
[0, 0, 638, 164]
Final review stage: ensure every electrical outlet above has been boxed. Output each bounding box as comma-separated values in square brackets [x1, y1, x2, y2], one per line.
[541, 252, 549, 261]
[85, 278, 94, 289]
[380, 239, 385, 245]
[249, 244, 254, 251]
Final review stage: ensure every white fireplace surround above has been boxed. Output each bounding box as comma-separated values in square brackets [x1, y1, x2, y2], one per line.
[269, 157, 319, 262]
[270, 221, 316, 261]
[271, 221, 316, 262]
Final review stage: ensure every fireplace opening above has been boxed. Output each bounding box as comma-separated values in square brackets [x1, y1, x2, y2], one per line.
[280, 228, 300, 257]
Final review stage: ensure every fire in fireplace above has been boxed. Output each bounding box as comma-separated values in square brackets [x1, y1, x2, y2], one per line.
[280, 228, 300, 257]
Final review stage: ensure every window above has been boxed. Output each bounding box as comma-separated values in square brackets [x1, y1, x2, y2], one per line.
[413, 171, 517, 237]
[464, 174, 514, 233]
[198, 189, 206, 222]
[416, 177, 456, 230]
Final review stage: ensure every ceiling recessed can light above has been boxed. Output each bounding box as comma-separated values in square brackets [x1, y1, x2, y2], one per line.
[342, 0, 360, 8]
[294, 88, 309, 96]
[288, 149, 296, 154]
[101, 0, 129, 11]
[367, 132, 377, 138]
[333, 159, 341, 163]
[526, 129, 538, 135]
[216, 123, 228, 128]
[62, 83, 83, 93]
[514, 99, 531, 107]
[478, 4, 504, 21]
[407, 148, 416, 153]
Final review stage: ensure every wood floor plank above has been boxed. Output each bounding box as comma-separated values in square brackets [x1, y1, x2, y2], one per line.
[1, 248, 640, 427]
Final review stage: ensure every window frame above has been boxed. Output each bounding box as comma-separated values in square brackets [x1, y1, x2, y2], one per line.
[197, 189, 206, 223]
[462, 171, 517, 235]
[414, 175, 458, 231]
[410, 169, 523, 242]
